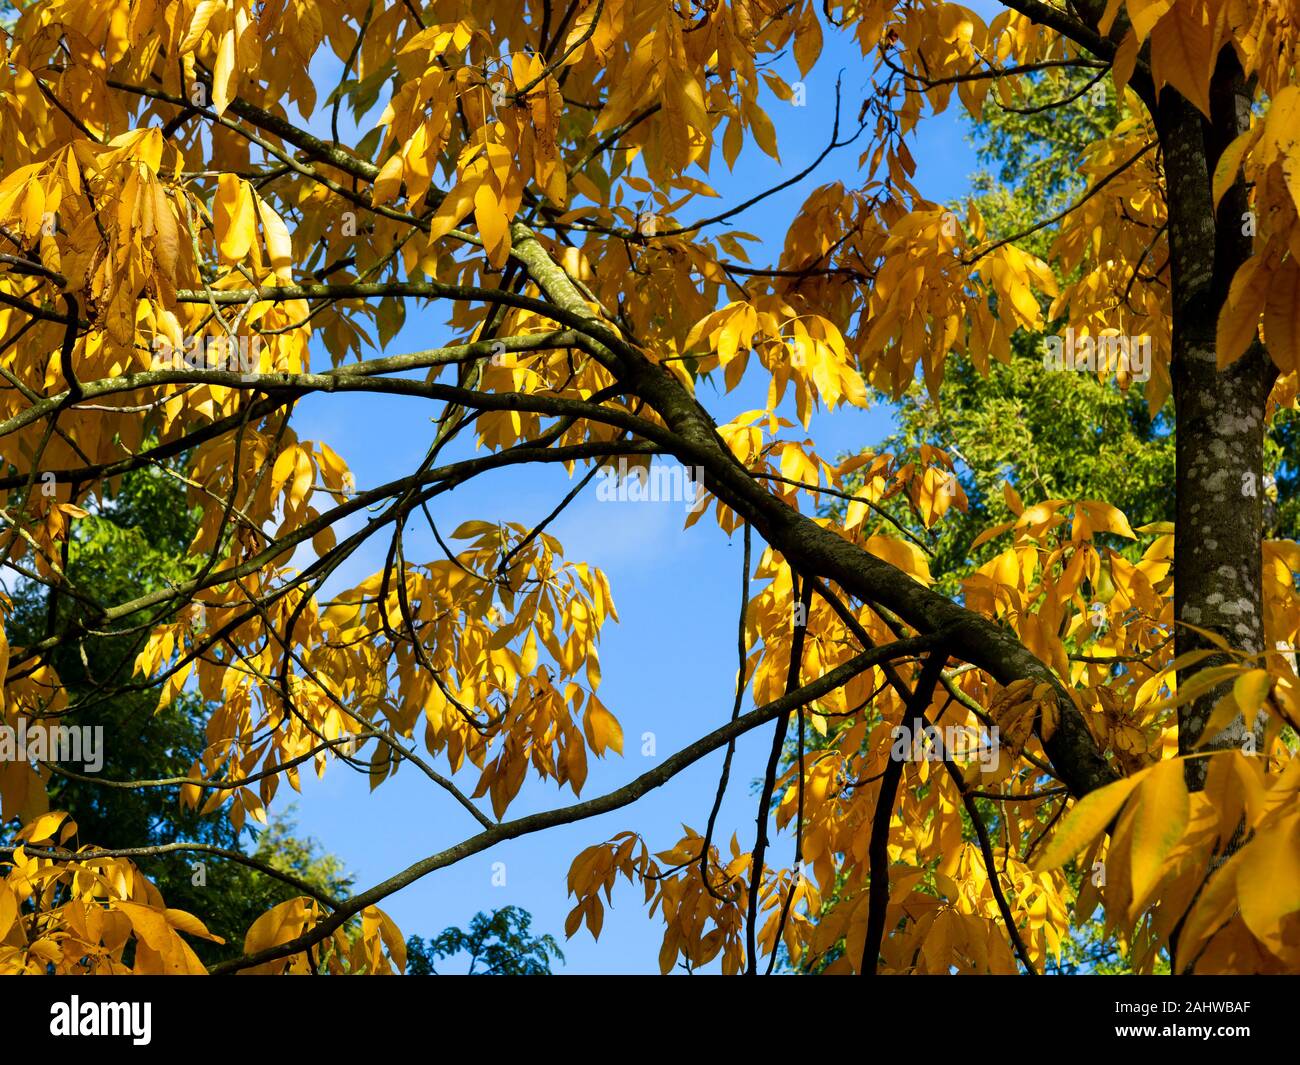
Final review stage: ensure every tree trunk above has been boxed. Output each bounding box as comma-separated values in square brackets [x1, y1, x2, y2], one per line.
[1160, 58, 1276, 789]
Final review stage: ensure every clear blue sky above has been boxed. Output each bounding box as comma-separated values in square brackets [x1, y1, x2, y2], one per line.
[280, 15, 988, 973]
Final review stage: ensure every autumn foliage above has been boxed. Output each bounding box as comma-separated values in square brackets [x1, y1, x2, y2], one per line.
[1, 0, 1299, 975]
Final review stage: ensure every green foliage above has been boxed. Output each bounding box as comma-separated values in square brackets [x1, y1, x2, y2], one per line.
[887, 342, 1175, 596]
[875, 74, 1300, 596]
[873, 77, 1171, 594]
[967, 70, 1123, 258]
[406, 906, 564, 975]
[5, 464, 350, 961]
[1265, 407, 1300, 540]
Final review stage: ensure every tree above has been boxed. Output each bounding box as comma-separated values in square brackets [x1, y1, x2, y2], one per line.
[866, 68, 1173, 595]
[0, 0, 1297, 976]
[3, 460, 354, 961]
[406, 906, 564, 975]
[790, 73, 1170, 973]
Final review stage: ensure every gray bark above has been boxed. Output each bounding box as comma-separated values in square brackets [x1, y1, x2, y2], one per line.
[1159, 56, 1276, 788]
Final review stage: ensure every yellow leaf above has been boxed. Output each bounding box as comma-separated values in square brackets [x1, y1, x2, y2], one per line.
[1217, 257, 1265, 368]
[473, 182, 510, 267]
[1001, 480, 1024, 516]
[794, 13, 822, 78]
[312, 526, 337, 556]
[1148, 5, 1212, 116]
[1128, 758, 1188, 908]
[165, 907, 224, 943]
[583, 699, 623, 756]
[1232, 668, 1272, 718]
[1033, 774, 1142, 871]
[1236, 812, 1300, 953]
[371, 153, 405, 209]
[179, 0, 222, 53]
[116, 902, 207, 974]
[1080, 500, 1137, 539]
[0, 887, 17, 941]
[214, 174, 255, 262]
[255, 197, 294, 282]
[151, 183, 180, 277]
[243, 897, 312, 963]
[19, 810, 69, 844]
[1263, 259, 1300, 373]
[1213, 127, 1257, 210]
[427, 175, 479, 245]
[864, 534, 932, 585]
[212, 28, 237, 115]
[1125, 0, 1173, 42]
[270, 447, 297, 498]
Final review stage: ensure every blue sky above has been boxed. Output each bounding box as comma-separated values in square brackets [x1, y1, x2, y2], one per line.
[281, 16, 988, 974]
